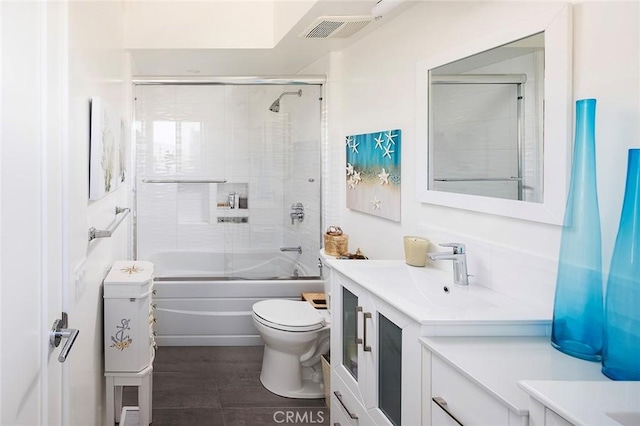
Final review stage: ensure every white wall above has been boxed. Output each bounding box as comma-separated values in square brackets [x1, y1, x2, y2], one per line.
[67, 2, 130, 424]
[311, 1, 638, 303]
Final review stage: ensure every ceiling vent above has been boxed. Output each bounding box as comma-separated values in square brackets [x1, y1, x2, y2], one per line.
[299, 16, 374, 39]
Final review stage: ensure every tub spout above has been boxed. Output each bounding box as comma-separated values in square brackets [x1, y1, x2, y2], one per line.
[280, 246, 302, 254]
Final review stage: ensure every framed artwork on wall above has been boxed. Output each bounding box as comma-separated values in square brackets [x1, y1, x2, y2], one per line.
[346, 129, 401, 222]
[90, 97, 125, 200]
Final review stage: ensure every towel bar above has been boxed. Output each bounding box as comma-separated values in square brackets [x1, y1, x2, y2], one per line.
[89, 206, 130, 242]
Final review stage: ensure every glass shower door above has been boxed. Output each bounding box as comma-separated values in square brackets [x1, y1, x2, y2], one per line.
[134, 83, 322, 278]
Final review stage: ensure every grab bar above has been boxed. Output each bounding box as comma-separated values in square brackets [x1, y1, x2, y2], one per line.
[88, 206, 130, 241]
[142, 178, 227, 184]
[280, 246, 302, 254]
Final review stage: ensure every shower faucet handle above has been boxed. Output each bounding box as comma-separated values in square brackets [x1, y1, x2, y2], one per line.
[290, 203, 305, 224]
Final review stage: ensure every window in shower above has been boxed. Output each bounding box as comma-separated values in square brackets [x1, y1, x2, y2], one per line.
[134, 83, 323, 279]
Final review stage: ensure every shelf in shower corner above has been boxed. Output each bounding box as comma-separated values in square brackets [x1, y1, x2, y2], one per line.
[217, 217, 249, 224]
[141, 178, 228, 184]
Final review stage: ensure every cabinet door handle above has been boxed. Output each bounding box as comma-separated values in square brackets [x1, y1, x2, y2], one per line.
[334, 391, 358, 419]
[363, 312, 372, 352]
[432, 397, 464, 426]
[355, 306, 363, 345]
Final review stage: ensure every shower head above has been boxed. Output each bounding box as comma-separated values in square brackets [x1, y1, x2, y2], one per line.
[269, 90, 302, 113]
[269, 99, 281, 113]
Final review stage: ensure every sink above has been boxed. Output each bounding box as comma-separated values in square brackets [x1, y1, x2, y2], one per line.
[349, 262, 496, 310]
[327, 259, 549, 324]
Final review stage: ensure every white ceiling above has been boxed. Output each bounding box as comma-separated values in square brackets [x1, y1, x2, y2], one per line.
[129, 0, 416, 77]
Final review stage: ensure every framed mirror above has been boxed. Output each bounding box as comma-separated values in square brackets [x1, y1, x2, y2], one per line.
[416, 4, 572, 224]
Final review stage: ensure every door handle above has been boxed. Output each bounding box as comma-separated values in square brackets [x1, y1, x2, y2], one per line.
[433, 396, 464, 426]
[50, 312, 79, 363]
[355, 306, 363, 345]
[363, 312, 372, 352]
[333, 391, 358, 419]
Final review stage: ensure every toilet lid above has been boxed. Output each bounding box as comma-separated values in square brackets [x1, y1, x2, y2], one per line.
[253, 300, 325, 332]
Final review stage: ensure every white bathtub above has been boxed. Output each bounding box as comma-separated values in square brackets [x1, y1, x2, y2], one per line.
[148, 251, 325, 346]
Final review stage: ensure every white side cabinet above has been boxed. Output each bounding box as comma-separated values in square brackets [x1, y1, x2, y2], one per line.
[104, 261, 156, 426]
[424, 350, 527, 426]
[331, 270, 423, 426]
[519, 381, 640, 426]
[421, 337, 610, 426]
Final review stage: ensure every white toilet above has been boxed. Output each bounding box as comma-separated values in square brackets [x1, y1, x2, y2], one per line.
[252, 299, 330, 398]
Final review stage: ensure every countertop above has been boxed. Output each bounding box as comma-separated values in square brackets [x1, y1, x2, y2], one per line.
[326, 258, 551, 326]
[420, 336, 609, 416]
[519, 380, 640, 426]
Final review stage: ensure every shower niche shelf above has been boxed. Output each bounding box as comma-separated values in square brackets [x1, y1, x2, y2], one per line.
[216, 183, 248, 210]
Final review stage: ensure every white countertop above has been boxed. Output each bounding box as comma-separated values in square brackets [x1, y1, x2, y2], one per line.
[326, 258, 551, 325]
[519, 380, 640, 426]
[420, 336, 610, 415]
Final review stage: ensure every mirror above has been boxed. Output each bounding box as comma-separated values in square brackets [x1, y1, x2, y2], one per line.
[430, 33, 544, 203]
[416, 4, 572, 224]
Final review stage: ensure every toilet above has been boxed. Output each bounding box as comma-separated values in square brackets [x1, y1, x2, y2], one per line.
[252, 299, 330, 399]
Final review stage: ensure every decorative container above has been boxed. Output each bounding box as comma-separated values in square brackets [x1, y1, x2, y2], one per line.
[104, 261, 155, 373]
[602, 149, 640, 380]
[403, 236, 430, 267]
[551, 99, 604, 361]
[324, 226, 348, 257]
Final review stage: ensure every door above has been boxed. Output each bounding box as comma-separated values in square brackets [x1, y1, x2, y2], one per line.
[1, 1, 70, 424]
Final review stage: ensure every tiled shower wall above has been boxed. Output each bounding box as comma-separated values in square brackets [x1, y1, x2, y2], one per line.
[134, 84, 322, 276]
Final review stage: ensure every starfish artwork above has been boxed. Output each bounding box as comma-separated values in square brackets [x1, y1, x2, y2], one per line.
[382, 144, 394, 159]
[345, 129, 401, 222]
[374, 133, 385, 150]
[371, 196, 381, 210]
[378, 168, 390, 185]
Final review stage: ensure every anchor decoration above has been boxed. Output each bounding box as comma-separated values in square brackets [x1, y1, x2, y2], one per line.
[110, 318, 133, 351]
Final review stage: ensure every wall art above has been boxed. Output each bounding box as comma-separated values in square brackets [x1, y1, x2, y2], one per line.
[89, 97, 122, 200]
[346, 129, 401, 222]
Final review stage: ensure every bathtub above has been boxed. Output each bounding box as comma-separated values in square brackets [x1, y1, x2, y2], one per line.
[148, 251, 325, 346]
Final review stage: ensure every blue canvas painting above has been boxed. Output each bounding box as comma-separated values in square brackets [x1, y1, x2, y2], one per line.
[346, 129, 401, 222]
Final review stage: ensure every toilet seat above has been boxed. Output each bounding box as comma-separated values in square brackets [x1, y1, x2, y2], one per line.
[253, 300, 326, 332]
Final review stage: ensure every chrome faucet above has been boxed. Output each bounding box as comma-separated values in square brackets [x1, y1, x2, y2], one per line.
[428, 243, 469, 286]
[290, 203, 305, 225]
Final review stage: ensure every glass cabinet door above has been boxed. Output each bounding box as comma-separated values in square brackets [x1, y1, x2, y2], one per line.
[342, 286, 359, 380]
[378, 312, 402, 426]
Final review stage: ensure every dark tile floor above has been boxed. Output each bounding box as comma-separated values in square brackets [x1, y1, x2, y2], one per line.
[122, 346, 329, 426]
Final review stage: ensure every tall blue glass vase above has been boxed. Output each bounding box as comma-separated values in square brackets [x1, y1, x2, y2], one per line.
[551, 98, 603, 361]
[602, 149, 640, 380]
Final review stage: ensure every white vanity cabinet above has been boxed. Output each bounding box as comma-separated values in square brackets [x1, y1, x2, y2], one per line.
[331, 269, 423, 426]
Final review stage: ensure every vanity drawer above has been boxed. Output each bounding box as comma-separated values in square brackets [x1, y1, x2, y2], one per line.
[431, 356, 510, 426]
[331, 375, 374, 426]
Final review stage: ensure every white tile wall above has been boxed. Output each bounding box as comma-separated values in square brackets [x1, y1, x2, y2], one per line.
[135, 84, 323, 275]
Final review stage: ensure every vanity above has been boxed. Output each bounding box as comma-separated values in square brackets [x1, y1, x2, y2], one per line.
[326, 259, 550, 426]
[326, 259, 638, 426]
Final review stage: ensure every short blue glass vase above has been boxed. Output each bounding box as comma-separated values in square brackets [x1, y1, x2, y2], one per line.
[602, 149, 640, 380]
[551, 99, 603, 361]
